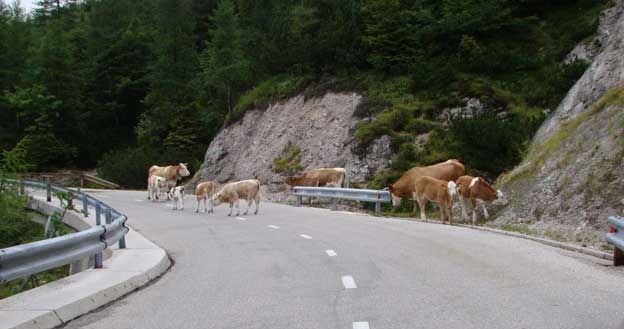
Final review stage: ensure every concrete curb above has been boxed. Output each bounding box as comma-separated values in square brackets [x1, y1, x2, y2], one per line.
[0, 193, 171, 329]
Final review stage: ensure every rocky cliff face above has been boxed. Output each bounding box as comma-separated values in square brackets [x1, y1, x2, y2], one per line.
[192, 92, 391, 200]
[497, 0, 624, 247]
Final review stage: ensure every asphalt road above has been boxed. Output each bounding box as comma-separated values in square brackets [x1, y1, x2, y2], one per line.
[62, 190, 624, 329]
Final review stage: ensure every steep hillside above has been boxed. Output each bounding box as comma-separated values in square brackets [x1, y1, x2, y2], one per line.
[498, 0, 624, 247]
[191, 92, 391, 199]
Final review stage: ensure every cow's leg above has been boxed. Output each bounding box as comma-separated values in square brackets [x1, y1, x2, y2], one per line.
[254, 193, 260, 214]
[482, 202, 489, 219]
[412, 192, 418, 214]
[460, 197, 469, 220]
[235, 199, 240, 216]
[196, 198, 200, 213]
[446, 202, 452, 225]
[180, 194, 184, 210]
[417, 197, 427, 221]
[228, 202, 233, 216]
[208, 196, 213, 213]
[244, 198, 252, 215]
[471, 198, 477, 225]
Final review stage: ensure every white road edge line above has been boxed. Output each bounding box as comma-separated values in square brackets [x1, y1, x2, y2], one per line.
[342, 275, 357, 289]
[325, 249, 337, 257]
[268, 225, 280, 229]
[299, 234, 312, 239]
[236, 217, 246, 221]
[352, 322, 369, 329]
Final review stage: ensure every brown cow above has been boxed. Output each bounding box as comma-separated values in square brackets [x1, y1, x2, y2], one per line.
[213, 179, 261, 216]
[456, 175, 506, 225]
[286, 168, 348, 188]
[148, 163, 190, 199]
[388, 159, 464, 212]
[413, 176, 457, 224]
[195, 181, 216, 213]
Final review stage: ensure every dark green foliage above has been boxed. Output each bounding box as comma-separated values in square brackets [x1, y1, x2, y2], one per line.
[448, 110, 545, 173]
[0, 0, 606, 185]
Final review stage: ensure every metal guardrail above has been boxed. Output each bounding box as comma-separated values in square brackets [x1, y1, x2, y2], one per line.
[293, 186, 391, 214]
[20, 172, 120, 189]
[607, 216, 624, 266]
[0, 179, 128, 283]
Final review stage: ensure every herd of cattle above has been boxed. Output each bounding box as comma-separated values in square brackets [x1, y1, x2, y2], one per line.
[146, 159, 506, 223]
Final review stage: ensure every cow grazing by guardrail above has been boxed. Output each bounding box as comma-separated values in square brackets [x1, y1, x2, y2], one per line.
[412, 176, 457, 224]
[456, 175, 506, 225]
[388, 159, 464, 212]
[286, 168, 348, 188]
[195, 181, 216, 213]
[213, 179, 261, 216]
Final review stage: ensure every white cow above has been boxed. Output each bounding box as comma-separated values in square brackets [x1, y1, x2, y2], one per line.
[169, 186, 185, 210]
[147, 175, 168, 201]
[212, 180, 261, 216]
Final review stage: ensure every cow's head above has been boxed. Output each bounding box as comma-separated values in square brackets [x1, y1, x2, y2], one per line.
[212, 191, 228, 205]
[388, 184, 401, 207]
[493, 189, 508, 205]
[285, 175, 301, 187]
[178, 163, 190, 177]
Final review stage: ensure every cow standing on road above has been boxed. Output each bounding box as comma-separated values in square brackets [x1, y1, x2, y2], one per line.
[412, 176, 457, 224]
[148, 163, 190, 199]
[213, 179, 261, 216]
[456, 175, 506, 225]
[195, 181, 216, 213]
[169, 186, 185, 210]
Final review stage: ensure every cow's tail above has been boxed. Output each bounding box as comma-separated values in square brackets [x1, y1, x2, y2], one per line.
[255, 180, 261, 200]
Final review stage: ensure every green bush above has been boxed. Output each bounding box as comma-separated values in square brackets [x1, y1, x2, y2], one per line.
[448, 109, 544, 174]
[97, 145, 201, 189]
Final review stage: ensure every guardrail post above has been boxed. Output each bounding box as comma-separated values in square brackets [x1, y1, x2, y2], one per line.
[375, 202, 381, 214]
[82, 193, 89, 217]
[19, 178, 25, 195]
[615, 248, 623, 266]
[95, 202, 101, 225]
[94, 202, 103, 268]
[105, 208, 112, 224]
[46, 183, 51, 202]
[331, 198, 338, 211]
[118, 222, 127, 250]
[295, 193, 301, 207]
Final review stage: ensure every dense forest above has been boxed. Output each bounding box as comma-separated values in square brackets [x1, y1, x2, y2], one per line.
[0, 0, 604, 187]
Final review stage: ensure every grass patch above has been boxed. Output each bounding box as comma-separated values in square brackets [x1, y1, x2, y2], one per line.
[229, 75, 310, 125]
[499, 224, 533, 235]
[528, 87, 624, 171]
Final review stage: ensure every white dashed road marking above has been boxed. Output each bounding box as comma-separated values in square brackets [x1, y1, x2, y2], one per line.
[268, 225, 280, 229]
[134, 199, 144, 202]
[352, 322, 370, 329]
[165, 204, 174, 208]
[299, 234, 312, 239]
[325, 250, 337, 257]
[342, 275, 357, 289]
[236, 217, 246, 221]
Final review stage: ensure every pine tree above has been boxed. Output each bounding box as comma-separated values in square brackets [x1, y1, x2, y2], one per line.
[200, 0, 250, 116]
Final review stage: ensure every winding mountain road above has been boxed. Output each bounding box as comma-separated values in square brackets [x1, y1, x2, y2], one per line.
[62, 190, 624, 329]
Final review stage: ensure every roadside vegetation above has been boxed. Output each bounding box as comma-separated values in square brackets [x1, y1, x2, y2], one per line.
[0, 144, 73, 299]
[0, 0, 605, 189]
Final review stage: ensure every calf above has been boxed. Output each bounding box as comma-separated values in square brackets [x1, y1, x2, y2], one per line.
[213, 179, 261, 216]
[413, 176, 457, 224]
[169, 186, 185, 210]
[195, 181, 216, 213]
[456, 176, 506, 225]
[147, 175, 168, 201]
